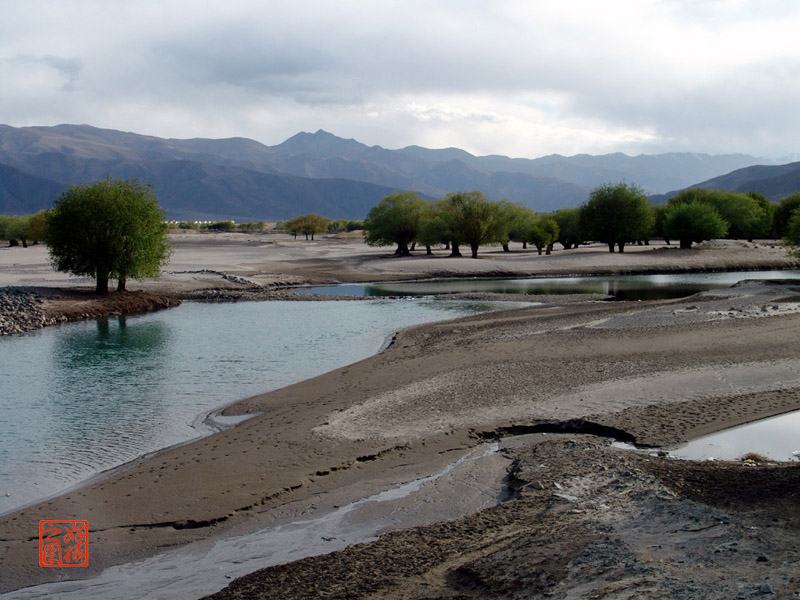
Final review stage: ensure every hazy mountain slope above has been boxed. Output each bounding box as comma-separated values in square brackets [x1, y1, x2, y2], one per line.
[0, 124, 788, 219]
[271, 131, 589, 207]
[650, 161, 800, 203]
[0, 163, 65, 214]
[0, 125, 411, 219]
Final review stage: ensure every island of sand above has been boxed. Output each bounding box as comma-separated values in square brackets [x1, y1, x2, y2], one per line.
[1, 233, 799, 599]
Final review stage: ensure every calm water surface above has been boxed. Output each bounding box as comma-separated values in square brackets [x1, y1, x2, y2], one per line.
[0, 298, 518, 514]
[670, 410, 800, 461]
[291, 270, 800, 300]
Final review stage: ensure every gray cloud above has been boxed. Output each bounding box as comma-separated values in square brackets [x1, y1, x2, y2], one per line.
[2, 1, 800, 158]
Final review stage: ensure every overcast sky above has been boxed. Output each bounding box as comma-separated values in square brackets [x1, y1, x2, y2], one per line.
[2, 0, 799, 159]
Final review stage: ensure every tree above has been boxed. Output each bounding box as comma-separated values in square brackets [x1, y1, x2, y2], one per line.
[664, 202, 729, 249]
[438, 191, 498, 258]
[551, 208, 582, 250]
[298, 214, 330, 240]
[652, 205, 670, 245]
[668, 189, 769, 241]
[4, 216, 30, 247]
[27, 210, 50, 243]
[784, 209, 800, 260]
[47, 177, 171, 294]
[415, 203, 450, 255]
[527, 217, 560, 255]
[492, 201, 535, 252]
[363, 192, 428, 256]
[282, 214, 330, 240]
[579, 182, 654, 253]
[773, 193, 800, 238]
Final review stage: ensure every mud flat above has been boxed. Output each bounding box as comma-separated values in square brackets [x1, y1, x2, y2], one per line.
[1, 235, 800, 598]
[1, 279, 800, 597]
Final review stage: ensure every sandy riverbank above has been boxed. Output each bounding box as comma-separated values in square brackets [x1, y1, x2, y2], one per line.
[1, 234, 800, 598]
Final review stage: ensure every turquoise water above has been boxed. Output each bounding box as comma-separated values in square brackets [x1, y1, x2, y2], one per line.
[290, 270, 800, 301]
[0, 298, 517, 515]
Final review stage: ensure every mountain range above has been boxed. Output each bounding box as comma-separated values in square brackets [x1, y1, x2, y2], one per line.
[0, 124, 798, 220]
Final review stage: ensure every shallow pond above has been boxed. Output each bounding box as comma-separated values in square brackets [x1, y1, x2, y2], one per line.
[0, 298, 521, 514]
[290, 270, 800, 301]
[669, 410, 800, 462]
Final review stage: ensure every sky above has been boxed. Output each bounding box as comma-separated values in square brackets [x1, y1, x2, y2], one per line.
[2, 0, 800, 159]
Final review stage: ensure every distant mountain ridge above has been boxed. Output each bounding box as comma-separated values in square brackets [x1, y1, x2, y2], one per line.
[0, 124, 789, 220]
[650, 161, 800, 204]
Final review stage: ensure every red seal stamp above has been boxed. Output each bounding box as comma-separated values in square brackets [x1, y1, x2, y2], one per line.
[39, 520, 89, 567]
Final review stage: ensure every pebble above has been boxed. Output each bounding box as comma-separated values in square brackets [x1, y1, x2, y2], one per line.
[0, 287, 60, 336]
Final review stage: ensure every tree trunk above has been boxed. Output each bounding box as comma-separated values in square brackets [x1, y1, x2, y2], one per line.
[680, 239, 692, 249]
[96, 273, 109, 295]
[470, 243, 479, 259]
[608, 243, 615, 253]
[522, 241, 527, 249]
[395, 242, 411, 256]
[618, 242, 626, 253]
[545, 244, 553, 255]
[117, 277, 127, 292]
[410, 242, 416, 251]
[449, 244, 462, 257]
[425, 245, 432, 255]
[537, 246, 543, 255]
[502, 243, 510, 252]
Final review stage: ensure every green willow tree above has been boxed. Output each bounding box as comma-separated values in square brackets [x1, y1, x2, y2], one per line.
[784, 209, 800, 260]
[284, 213, 331, 240]
[438, 191, 498, 258]
[47, 177, 171, 294]
[527, 217, 560, 255]
[579, 182, 654, 253]
[664, 202, 728, 249]
[773, 193, 800, 238]
[363, 192, 428, 256]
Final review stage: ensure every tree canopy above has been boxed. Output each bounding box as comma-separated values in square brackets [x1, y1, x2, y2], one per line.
[667, 189, 769, 241]
[437, 191, 499, 258]
[363, 192, 428, 256]
[664, 202, 728, 249]
[284, 213, 331, 240]
[784, 208, 800, 260]
[551, 208, 582, 250]
[579, 182, 654, 253]
[774, 193, 800, 238]
[46, 177, 171, 294]
[527, 216, 560, 255]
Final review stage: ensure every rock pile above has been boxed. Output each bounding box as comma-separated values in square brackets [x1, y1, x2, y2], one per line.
[0, 288, 65, 336]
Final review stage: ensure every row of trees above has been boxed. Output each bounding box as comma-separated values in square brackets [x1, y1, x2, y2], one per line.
[275, 215, 364, 239]
[362, 184, 800, 258]
[0, 211, 49, 247]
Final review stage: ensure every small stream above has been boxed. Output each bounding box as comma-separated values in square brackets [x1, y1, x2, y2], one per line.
[290, 270, 800, 301]
[4, 442, 509, 600]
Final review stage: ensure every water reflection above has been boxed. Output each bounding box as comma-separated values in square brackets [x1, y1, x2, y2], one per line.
[1, 298, 520, 514]
[670, 410, 800, 462]
[291, 270, 800, 301]
[36, 318, 171, 482]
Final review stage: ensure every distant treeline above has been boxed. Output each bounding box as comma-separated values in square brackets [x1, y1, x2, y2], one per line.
[356, 185, 800, 258]
[4, 184, 800, 258]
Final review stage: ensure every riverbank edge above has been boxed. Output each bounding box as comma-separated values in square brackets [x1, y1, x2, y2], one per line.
[1, 257, 797, 337]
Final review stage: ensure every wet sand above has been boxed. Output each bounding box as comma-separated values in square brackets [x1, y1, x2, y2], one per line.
[1, 235, 800, 598]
